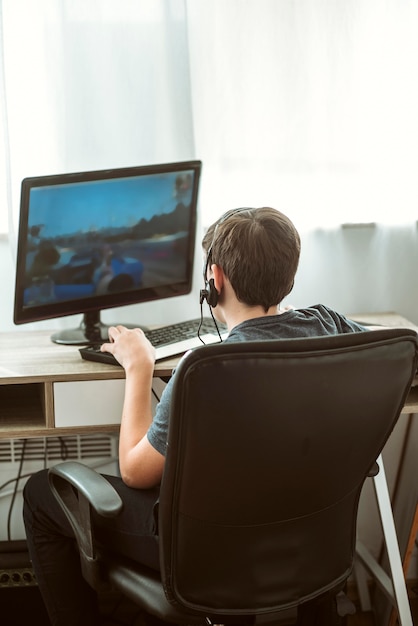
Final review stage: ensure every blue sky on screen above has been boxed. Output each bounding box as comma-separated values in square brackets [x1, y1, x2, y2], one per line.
[28, 171, 192, 238]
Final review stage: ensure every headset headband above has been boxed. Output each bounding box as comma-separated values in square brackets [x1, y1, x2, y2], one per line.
[201, 207, 253, 307]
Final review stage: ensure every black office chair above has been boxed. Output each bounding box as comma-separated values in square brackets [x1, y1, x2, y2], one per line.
[48, 328, 418, 625]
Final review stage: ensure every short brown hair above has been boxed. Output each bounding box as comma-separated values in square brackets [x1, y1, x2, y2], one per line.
[202, 207, 300, 311]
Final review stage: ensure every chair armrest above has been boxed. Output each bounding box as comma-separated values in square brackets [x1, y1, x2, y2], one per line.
[48, 461, 123, 589]
[49, 460, 123, 517]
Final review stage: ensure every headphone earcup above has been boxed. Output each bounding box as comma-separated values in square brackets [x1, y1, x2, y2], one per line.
[205, 278, 219, 307]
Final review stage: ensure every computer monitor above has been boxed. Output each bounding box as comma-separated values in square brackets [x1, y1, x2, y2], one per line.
[13, 160, 202, 345]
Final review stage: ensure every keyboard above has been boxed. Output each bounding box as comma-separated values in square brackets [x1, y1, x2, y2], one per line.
[79, 317, 228, 366]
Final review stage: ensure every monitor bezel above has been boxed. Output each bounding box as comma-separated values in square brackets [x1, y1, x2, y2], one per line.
[13, 159, 202, 329]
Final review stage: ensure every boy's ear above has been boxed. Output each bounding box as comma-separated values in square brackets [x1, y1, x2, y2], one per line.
[211, 264, 224, 292]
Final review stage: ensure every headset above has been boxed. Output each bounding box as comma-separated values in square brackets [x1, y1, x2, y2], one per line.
[199, 207, 253, 308]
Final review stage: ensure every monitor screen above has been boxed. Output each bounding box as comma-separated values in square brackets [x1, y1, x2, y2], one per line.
[13, 160, 202, 344]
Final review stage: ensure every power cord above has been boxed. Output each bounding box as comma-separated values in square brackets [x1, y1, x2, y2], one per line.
[198, 301, 223, 343]
[151, 387, 161, 403]
[7, 438, 27, 541]
[2, 436, 87, 540]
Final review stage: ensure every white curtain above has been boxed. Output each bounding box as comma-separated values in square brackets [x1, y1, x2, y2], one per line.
[2, 0, 418, 244]
[0, 0, 195, 249]
[187, 0, 418, 231]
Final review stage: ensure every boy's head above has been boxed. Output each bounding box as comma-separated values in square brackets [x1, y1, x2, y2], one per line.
[202, 207, 301, 311]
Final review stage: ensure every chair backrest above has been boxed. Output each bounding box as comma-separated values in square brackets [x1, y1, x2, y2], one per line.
[158, 328, 418, 617]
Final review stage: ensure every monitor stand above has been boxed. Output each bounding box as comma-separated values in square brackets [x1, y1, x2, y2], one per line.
[51, 311, 145, 345]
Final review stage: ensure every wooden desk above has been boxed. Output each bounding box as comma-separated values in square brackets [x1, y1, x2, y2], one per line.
[0, 330, 180, 439]
[349, 312, 418, 412]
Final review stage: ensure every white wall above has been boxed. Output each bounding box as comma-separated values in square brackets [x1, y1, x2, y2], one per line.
[290, 222, 418, 324]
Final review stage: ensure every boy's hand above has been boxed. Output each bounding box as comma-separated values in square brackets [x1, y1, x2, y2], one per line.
[101, 326, 156, 371]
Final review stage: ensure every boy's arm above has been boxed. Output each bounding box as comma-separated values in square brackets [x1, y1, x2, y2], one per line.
[101, 326, 165, 489]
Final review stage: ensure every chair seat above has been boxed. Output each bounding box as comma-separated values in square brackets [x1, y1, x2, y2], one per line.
[105, 555, 290, 625]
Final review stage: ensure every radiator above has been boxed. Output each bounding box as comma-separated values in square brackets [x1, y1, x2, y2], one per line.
[0, 434, 119, 542]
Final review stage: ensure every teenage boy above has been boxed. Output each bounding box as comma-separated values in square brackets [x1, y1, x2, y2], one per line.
[23, 207, 365, 625]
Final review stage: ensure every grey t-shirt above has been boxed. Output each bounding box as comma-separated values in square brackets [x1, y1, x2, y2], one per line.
[146, 304, 366, 455]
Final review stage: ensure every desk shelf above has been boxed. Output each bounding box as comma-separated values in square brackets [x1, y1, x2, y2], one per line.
[0, 382, 51, 432]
